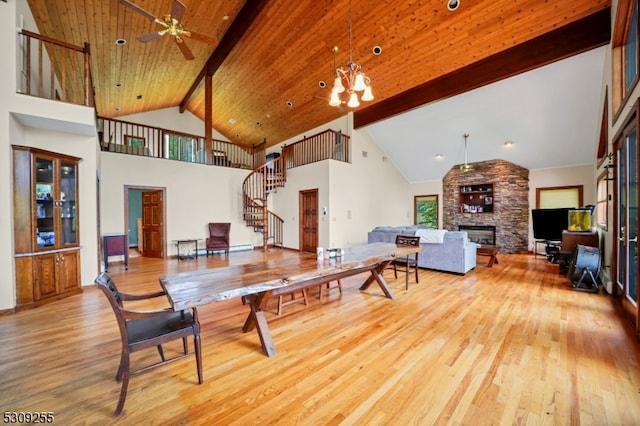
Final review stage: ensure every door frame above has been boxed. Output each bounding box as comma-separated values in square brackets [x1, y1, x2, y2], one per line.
[124, 185, 166, 258]
[612, 100, 639, 337]
[298, 188, 319, 253]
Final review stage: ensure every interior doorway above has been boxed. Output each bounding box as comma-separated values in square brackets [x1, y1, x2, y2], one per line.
[125, 185, 166, 258]
[299, 189, 318, 253]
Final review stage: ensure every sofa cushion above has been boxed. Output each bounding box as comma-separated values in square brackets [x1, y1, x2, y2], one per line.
[415, 229, 448, 243]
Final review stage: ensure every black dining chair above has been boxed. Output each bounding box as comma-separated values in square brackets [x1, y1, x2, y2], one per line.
[94, 272, 203, 416]
[392, 234, 421, 290]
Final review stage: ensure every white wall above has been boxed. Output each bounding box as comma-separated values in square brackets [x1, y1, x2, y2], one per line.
[119, 107, 230, 141]
[100, 153, 260, 255]
[270, 113, 411, 249]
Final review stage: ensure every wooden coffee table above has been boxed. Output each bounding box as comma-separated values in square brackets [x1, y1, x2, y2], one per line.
[477, 244, 500, 267]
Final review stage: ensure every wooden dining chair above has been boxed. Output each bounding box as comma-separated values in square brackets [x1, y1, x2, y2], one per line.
[392, 234, 421, 290]
[94, 272, 203, 416]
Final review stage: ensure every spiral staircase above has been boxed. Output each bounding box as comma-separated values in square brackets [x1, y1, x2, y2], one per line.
[242, 156, 286, 251]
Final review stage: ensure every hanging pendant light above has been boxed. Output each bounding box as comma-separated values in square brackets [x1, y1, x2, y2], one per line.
[329, 0, 373, 108]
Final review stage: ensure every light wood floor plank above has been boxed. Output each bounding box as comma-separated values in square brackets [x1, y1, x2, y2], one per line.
[0, 250, 639, 424]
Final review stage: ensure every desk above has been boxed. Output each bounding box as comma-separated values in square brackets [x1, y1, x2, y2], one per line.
[173, 239, 202, 260]
[103, 233, 128, 271]
[159, 242, 422, 357]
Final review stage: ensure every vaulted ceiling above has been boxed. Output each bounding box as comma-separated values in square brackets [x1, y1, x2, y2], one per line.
[25, 0, 611, 180]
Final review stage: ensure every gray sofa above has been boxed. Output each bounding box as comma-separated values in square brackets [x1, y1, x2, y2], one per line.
[367, 226, 477, 274]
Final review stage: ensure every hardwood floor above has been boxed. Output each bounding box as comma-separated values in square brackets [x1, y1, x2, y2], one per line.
[1, 250, 639, 425]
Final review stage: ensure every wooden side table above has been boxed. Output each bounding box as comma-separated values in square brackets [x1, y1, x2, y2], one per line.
[173, 239, 202, 261]
[477, 244, 500, 267]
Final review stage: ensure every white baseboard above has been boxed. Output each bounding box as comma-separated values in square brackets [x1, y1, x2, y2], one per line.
[196, 244, 253, 256]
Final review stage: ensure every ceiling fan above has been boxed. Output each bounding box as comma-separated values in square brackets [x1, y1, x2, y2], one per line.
[120, 0, 217, 60]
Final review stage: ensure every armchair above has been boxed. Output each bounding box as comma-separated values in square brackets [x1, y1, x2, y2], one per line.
[94, 272, 203, 416]
[206, 222, 231, 256]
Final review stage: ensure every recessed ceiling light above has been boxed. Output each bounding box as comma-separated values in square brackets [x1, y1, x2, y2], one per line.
[114, 107, 120, 111]
[115, 82, 122, 87]
[372, 46, 382, 55]
[136, 94, 142, 100]
[447, 0, 460, 11]
[504, 140, 514, 147]
[229, 118, 236, 124]
[319, 80, 326, 88]
[222, 15, 229, 20]
[286, 101, 293, 108]
[435, 153, 443, 159]
[115, 38, 126, 45]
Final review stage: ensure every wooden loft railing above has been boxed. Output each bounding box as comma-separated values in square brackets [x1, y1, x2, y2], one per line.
[282, 129, 350, 168]
[98, 117, 254, 169]
[18, 29, 94, 107]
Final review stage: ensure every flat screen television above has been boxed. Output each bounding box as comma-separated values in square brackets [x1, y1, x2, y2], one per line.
[531, 208, 570, 241]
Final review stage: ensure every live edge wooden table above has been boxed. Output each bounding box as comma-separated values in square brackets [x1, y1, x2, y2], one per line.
[159, 242, 422, 357]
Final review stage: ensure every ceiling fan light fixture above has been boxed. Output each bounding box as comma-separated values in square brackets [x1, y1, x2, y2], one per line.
[460, 132, 474, 171]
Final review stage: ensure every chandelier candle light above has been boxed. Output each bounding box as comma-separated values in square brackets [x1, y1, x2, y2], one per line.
[329, 0, 373, 108]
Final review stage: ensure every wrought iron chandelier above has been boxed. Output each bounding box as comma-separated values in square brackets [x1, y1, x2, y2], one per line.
[329, 0, 373, 108]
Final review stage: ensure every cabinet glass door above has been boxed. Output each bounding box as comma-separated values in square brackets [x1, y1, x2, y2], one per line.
[60, 161, 78, 246]
[35, 156, 56, 249]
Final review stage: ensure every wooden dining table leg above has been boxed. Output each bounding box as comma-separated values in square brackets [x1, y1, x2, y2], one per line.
[358, 263, 395, 300]
[241, 292, 277, 357]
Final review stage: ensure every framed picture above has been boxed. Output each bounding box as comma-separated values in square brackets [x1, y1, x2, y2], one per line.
[414, 194, 438, 227]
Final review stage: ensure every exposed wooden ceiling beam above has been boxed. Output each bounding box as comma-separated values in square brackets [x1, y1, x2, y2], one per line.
[354, 7, 612, 129]
[179, 0, 271, 113]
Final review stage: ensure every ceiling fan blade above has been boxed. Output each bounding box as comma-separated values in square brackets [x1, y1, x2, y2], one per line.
[119, 0, 158, 21]
[185, 31, 217, 46]
[138, 31, 165, 43]
[171, 0, 187, 22]
[175, 38, 195, 60]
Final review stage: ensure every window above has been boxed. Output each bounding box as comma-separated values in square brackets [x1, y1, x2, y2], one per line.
[164, 132, 201, 163]
[125, 135, 145, 147]
[625, 1, 638, 92]
[612, 0, 639, 114]
[414, 195, 438, 228]
[596, 171, 609, 230]
[536, 186, 583, 209]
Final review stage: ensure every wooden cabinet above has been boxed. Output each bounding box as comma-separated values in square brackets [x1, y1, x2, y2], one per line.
[12, 145, 82, 309]
[459, 183, 494, 213]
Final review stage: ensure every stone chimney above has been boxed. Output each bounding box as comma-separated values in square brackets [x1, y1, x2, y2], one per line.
[443, 159, 529, 253]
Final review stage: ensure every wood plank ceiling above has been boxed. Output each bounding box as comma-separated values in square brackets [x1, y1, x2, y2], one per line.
[26, 0, 611, 148]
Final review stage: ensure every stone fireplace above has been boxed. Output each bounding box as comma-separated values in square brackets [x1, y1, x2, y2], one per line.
[443, 159, 529, 253]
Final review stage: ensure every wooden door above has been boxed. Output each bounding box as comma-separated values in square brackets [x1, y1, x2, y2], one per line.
[142, 190, 164, 258]
[299, 189, 318, 253]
